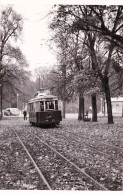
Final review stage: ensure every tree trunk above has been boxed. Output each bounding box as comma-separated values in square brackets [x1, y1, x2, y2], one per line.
[122, 104, 123, 117]
[62, 99, 66, 119]
[104, 101, 106, 116]
[78, 93, 84, 121]
[91, 94, 97, 122]
[103, 77, 114, 124]
[0, 84, 2, 120]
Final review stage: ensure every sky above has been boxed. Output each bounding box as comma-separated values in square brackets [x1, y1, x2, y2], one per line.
[0, 0, 58, 71]
[0, 0, 122, 72]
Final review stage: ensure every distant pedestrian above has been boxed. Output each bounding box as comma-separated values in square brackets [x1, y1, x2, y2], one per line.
[23, 110, 27, 120]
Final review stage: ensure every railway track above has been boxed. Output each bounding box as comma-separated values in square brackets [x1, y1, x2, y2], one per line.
[1, 117, 122, 190]
[45, 125, 123, 152]
[11, 128, 108, 190]
[12, 129, 52, 190]
[0, 129, 47, 189]
[31, 126, 122, 159]
[28, 126, 122, 190]
[50, 130, 123, 156]
[63, 131, 123, 152]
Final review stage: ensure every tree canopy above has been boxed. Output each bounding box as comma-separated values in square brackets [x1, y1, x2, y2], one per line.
[49, 5, 123, 123]
[0, 6, 30, 110]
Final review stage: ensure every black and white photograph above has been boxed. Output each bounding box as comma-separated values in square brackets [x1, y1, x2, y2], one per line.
[0, 0, 123, 192]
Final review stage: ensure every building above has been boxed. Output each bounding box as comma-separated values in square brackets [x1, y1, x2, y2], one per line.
[104, 97, 123, 116]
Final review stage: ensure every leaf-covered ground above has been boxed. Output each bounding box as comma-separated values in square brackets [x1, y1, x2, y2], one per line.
[0, 116, 122, 190]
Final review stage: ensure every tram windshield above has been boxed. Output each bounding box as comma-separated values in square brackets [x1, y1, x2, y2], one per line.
[39, 100, 58, 111]
[45, 101, 54, 110]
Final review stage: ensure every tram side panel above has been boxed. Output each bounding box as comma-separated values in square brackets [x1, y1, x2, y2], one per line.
[29, 112, 38, 124]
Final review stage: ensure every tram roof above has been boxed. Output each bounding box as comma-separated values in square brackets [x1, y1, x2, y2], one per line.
[28, 94, 58, 103]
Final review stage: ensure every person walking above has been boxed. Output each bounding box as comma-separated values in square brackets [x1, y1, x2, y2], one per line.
[23, 110, 27, 120]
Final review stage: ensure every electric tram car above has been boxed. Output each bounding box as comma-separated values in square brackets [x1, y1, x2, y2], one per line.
[28, 89, 62, 126]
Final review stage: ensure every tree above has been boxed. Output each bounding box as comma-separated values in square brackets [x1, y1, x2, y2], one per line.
[0, 6, 23, 71]
[48, 63, 75, 118]
[0, 6, 29, 113]
[53, 5, 123, 123]
[2, 63, 31, 109]
[49, 12, 75, 118]
[72, 6, 123, 122]
[77, 6, 123, 50]
[50, 6, 98, 121]
[34, 66, 51, 91]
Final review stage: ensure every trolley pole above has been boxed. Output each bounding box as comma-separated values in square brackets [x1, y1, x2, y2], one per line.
[42, 79, 43, 88]
[39, 76, 40, 90]
[17, 93, 19, 109]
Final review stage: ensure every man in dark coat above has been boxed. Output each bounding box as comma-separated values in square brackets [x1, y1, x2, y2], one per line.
[23, 110, 27, 120]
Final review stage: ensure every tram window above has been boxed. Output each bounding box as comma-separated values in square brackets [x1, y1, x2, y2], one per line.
[55, 100, 58, 110]
[40, 101, 44, 111]
[30, 103, 33, 111]
[32, 103, 34, 111]
[45, 101, 54, 110]
[35, 101, 39, 112]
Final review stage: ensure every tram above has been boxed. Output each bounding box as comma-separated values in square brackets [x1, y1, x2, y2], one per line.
[28, 89, 62, 126]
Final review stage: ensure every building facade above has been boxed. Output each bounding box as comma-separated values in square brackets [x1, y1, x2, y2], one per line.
[104, 97, 123, 116]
